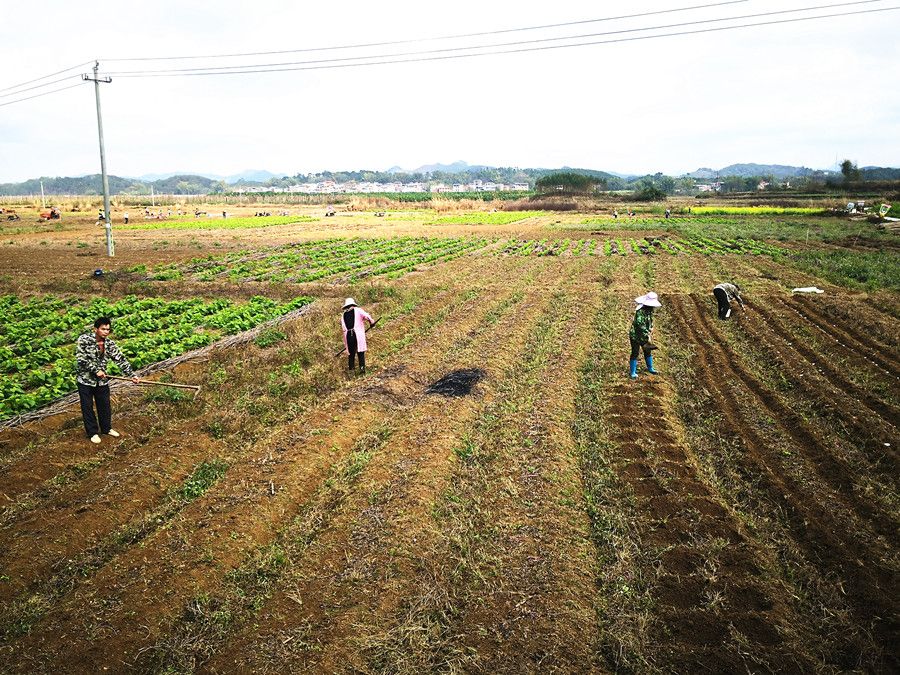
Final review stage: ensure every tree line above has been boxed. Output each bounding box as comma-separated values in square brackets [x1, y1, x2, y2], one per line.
[2, 163, 897, 197]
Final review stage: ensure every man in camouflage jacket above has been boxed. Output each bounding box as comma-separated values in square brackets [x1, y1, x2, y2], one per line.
[76, 317, 138, 443]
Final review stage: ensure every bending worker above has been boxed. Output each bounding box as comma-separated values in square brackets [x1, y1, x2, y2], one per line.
[341, 298, 374, 374]
[713, 282, 744, 320]
[629, 291, 661, 379]
[76, 317, 139, 444]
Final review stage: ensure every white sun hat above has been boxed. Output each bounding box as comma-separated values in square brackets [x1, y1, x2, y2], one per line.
[342, 297, 358, 309]
[634, 291, 661, 307]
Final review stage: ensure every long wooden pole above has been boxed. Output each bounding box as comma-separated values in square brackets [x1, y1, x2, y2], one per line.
[105, 375, 200, 391]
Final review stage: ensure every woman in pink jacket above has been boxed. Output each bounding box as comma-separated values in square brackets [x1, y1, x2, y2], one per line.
[341, 298, 374, 373]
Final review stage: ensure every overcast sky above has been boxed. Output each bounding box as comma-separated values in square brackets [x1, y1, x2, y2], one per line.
[2, 0, 898, 182]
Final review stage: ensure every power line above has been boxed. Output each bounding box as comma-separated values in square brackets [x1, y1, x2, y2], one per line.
[0, 82, 85, 109]
[105, 4, 897, 79]
[0, 74, 83, 99]
[105, 0, 886, 77]
[104, 0, 752, 62]
[0, 61, 94, 94]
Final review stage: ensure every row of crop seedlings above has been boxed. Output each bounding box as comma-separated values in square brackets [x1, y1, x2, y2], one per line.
[0, 294, 311, 419]
[169, 237, 490, 284]
[497, 237, 783, 256]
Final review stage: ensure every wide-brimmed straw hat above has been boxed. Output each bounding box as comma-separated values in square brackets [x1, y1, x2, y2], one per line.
[634, 291, 661, 308]
[342, 297, 357, 310]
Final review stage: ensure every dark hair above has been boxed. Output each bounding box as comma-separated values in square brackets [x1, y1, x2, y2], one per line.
[94, 317, 112, 329]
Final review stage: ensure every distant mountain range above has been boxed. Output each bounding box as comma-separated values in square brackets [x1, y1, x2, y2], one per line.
[134, 169, 284, 183]
[685, 163, 826, 180]
[2, 162, 897, 196]
[386, 161, 491, 174]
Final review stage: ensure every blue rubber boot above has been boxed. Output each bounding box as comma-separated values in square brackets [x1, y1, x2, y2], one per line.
[646, 354, 658, 375]
[629, 358, 638, 379]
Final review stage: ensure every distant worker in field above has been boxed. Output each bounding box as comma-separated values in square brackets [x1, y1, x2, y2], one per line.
[613, 209, 618, 219]
[341, 298, 374, 374]
[629, 291, 661, 379]
[123, 211, 129, 224]
[76, 317, 139, 444]
[665, 208, 671, 219]
[713, 282, 744, 320]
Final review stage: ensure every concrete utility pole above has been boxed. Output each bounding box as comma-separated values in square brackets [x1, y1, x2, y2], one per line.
[40, 180, 45, 208]
[83, 61, 114, 257]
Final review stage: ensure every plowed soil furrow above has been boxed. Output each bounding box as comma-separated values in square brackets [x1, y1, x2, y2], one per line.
[599, 365, 805, 671]
[195, 264, 587, 674]
[0, 406, 159, 502]
[780, 297, 900, 380]
[741, 301, 900, 475]
[748, 300, 900, 430]
[0, 434, 226, 607]
[0, 261, 558, 671]
[667, 298, 899, 663]
[0, 282, 487, 609]
[816, 295, 900, 349]
[687, 295, 898, 541]
[788, 295, 900, 361]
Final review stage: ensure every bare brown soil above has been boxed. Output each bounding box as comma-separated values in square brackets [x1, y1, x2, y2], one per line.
[0, 221, 897, 673]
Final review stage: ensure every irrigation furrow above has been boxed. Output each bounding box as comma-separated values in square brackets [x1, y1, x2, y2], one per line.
[743, 301, 900, 474]
[687, 295, 899, 542]
[779, 297, 900, 380]
[0, 260, 555, 671]
[748, 300, 900, 428]
[788, 296, 900, 360]
[667, 298, 899, 664]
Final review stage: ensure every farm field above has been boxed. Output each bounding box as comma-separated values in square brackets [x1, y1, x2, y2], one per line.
[0, 203, 897, 673]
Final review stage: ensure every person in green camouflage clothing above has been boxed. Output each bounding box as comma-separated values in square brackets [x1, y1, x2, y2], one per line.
[629, 291, 661, 379]
[76, 317, 138, 444]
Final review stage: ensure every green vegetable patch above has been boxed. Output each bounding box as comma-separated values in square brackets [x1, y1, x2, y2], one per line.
[0, 294, 312, 420]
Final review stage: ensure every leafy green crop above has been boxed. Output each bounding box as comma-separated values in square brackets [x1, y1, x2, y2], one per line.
[493, 237, 784, 257]
[427, 211, 542, 225]
[121, 215, 314, 231]
[143, 236, 491, 285]
[0, 294, 312, 420]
